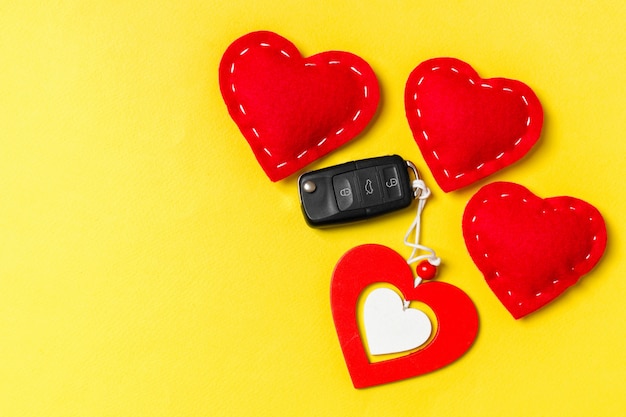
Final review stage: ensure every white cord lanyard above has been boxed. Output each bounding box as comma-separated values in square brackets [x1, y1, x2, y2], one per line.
[403, 173, 440, 285]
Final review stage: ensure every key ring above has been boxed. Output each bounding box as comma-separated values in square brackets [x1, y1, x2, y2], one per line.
[406, 160, 430, 200]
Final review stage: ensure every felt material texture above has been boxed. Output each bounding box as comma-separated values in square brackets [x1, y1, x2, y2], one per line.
[219, 31, 380, 181]
[2, 2, 625, 416]
[405, 58, 543, 192]
[462, 182, 607, 319]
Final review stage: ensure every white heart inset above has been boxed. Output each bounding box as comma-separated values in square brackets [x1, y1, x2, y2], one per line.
[363, 287, 432, 356]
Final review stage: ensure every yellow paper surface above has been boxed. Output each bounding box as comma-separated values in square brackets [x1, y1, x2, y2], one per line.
[1, 1, 624, 416]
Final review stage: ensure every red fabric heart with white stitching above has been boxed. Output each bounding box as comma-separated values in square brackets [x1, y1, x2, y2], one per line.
[405, 58, 543, 192]
[331, 244, 478, 388]
[219, 31, 380, 181]
[462, 182, 607, 319]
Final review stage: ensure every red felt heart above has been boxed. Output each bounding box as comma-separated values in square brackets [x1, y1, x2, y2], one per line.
[462, 182, 607, 319]
[219, 31, 380, 181]
[405, 58, 543, 192]
[331, 244, 478, 388]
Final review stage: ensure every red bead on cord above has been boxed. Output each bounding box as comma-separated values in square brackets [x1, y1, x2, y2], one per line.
[416, 260, 437, 280]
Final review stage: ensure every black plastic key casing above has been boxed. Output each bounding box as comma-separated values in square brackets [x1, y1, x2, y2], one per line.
[298, 155, 413, 227]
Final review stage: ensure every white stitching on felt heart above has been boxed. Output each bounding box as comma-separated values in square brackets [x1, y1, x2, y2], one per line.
[469, 193, 598, 307]
[411, 64, 535, 180]
[226, 41, 373, 171]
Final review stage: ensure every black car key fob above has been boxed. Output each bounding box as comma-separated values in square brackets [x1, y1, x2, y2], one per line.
[298, 155, 418, 227]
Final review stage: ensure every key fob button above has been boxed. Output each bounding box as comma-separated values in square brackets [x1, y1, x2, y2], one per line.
[382, 165, 402, 200]
[332, 172, 357, 211]
[355, 167, 383, 207]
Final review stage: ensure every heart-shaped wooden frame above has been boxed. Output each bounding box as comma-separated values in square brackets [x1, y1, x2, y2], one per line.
[331, 244, 479, 388]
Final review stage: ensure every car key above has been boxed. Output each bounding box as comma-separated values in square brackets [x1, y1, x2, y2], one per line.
[298, 155, 420, 227]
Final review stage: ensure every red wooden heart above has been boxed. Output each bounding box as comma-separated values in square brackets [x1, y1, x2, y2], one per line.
[405, 58, 543, 192]
[331, 244, 479, 388]
[219, 31, 380, 181]
[462, 182, 607, 319]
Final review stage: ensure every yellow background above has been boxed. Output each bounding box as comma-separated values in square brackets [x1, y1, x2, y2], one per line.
[1, 1, 624, 416]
